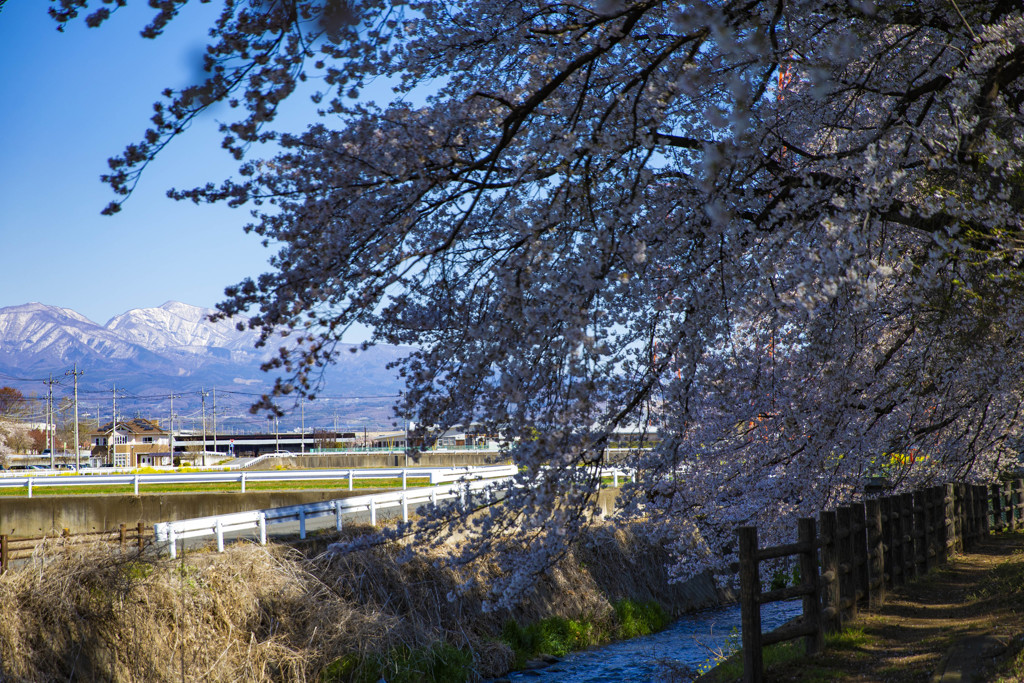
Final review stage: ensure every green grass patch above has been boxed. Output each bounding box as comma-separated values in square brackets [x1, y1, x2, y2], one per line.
[499, 599, 667, 669]
[0, 477, 431, 497]
[321, 642, 473, 683]
[699, 627, 868, 682]
[971, 549, 1024, 600]
[703, 641, 820, 682]
[501, 616, 607, 668]
[825, 627, 870, 650]
[613, 598, 668, 639]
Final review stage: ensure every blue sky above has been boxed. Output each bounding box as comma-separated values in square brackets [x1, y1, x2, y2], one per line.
[0, 1, 301, 328]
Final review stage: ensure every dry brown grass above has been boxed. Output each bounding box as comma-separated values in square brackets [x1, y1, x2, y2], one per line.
[0, 524, 724, 682]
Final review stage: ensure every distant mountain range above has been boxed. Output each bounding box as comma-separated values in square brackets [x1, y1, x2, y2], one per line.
[0, 302, 408, 428]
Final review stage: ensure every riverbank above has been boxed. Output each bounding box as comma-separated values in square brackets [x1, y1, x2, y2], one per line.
[0, 523, 725, 681]
[701, 530, 1024, 682]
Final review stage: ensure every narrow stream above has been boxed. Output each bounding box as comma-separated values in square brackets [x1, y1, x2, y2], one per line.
[501, 600, 802, 682]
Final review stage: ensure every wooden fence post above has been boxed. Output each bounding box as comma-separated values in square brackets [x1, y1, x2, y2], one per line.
[865, 499, 885, 608]
[881, 496, 895, 589]
[955, 484, 965, 553]
[820, 510, 842, 633]
[944, 484, 956, 559]
[119, 523, 127, 548]
[914, 490, 930, 573]
[975, 484, 985, 542]
[851, 502, 870, 608]
[980, 485, 991, 537]
[992, 483, 1005, 532]
[1, 534, 7, 574]
[1011, 481, 1019, 532]
[960, 485, 969, 548]
[738, 526, 763, 683]
[837, 506, 856, 620]
[965, 483, 975, 547]
[898, 493, 915, 582]
[966, 485, 977, 547]
[891, 495, 904, 585]
[137, 522, 145, 551]
[930, 487, 945, 564]
[797, 517, 823, 655]
[1003, 481, 1013, 532]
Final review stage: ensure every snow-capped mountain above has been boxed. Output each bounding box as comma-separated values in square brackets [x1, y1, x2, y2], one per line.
[105, 301, 258, 355]
[0, 302, 406, 423]
[0, 301, 258, 368]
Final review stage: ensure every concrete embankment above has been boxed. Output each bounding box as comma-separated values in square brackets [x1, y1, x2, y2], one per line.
[0, 489, 378, 537]
[0, 485, 622, 540]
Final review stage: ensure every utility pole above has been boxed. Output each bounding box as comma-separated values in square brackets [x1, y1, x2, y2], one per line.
[402, 391, 409, 468]
[109, 384, 117, 466]
[65, 364, 83, 469]
[301, 401, 306, 454]
[212, 388, 218, 458]
[200, 388, 209, 460]
[168, 393, 180, 467]
[44, 374, 58, 468]
[274, 415, 280, 453]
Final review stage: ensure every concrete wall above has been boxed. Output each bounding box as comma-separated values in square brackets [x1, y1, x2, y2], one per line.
[0, 489, 376, 538]
[0, 480, 619, 539]
[258, 453, 511, 469]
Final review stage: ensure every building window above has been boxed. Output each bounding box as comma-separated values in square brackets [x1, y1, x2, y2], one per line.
[143, 437, 154, 444]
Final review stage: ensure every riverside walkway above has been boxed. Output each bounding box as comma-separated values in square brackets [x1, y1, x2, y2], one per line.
[723, 531, 1024, 682]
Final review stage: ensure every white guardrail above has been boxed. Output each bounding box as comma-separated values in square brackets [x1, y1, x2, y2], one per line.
[0, 464, 518, 498]
[152, 465, 633, 559]
[154, 476, 506, 559]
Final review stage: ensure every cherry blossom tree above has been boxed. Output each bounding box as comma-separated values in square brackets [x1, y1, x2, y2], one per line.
[55, 0, 1024, 596]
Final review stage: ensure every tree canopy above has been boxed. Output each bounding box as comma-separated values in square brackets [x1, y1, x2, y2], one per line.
[56, 0, 1024, 598]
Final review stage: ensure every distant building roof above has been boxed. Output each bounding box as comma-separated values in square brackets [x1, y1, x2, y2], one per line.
[90, 418, 167, 437]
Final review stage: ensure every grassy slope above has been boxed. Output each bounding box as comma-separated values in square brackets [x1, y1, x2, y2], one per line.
[0, 523, 722, 682]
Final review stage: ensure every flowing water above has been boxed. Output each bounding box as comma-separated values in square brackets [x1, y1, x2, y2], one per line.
[501, 600, 803, 682]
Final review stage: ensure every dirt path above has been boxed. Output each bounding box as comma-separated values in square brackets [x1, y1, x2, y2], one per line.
[762, 531, 1024, 682]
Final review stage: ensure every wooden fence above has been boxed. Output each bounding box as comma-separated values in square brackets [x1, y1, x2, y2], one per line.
[0, 522, 150, 574]
[737, 480, 1024, 682]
